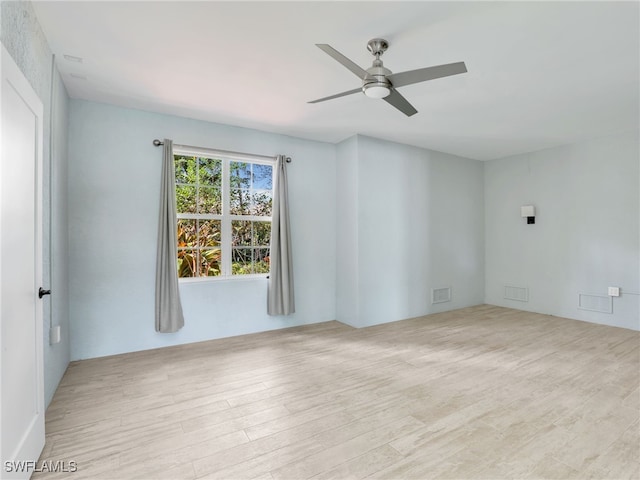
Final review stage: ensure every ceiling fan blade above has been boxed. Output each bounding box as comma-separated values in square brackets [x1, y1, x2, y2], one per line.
[316, 44, 369, 79]
[387, 62, 467, 88]
[383, 88, 418, 117]
[308, 88, 362, 104]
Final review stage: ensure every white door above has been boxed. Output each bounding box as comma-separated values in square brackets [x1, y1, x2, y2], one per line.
[0, 45, 45, 479]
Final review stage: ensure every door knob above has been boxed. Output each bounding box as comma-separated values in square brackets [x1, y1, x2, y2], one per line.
[38, 287, 51, 299]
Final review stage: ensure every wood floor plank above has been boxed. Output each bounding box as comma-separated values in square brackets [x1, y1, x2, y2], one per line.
[310, 444, 403, 480]
[111, 429, 249, 478]
[270, 416, 425, 479]
[33, 305, 639, 479]
[580, 421, 640, 479]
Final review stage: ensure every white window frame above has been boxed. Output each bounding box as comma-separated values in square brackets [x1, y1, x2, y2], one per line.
[174, 146, 275, 281]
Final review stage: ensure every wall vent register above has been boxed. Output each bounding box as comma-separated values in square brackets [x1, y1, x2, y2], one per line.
[432, 287, 452, 304]
[504, 285, 529, 302]
[578, 293, 613, 314]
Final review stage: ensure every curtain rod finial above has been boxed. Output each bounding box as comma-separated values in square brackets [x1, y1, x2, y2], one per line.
[153, 139, 163, 146]
[286, 157, 292, 163]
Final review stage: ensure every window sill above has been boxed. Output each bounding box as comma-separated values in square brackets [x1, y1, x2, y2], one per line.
[179, 274, 269, 285]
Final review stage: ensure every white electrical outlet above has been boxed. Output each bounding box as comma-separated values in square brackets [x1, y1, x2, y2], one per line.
[50, 325, 61, 344]
[608, 287, 620, 297]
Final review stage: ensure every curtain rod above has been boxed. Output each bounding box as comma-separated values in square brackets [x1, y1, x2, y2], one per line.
[153, 139, 291, 163]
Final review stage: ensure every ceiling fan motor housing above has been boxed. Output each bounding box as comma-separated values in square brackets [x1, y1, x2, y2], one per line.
[362, 57, 392, 98]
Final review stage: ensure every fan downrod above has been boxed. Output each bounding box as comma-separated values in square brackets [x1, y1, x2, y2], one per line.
[367, 38, 389, 57]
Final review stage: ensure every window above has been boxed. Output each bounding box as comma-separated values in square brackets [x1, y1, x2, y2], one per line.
[174, 148, 273, 278]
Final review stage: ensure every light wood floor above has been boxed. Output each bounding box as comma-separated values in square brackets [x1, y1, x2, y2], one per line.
[36, 305, 639, 479]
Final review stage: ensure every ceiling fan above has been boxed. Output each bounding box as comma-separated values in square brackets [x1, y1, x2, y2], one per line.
[309, 38, 467, 117]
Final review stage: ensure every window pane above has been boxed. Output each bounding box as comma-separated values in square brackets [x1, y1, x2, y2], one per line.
[200, 248, 221, 276]
[175, 156, 196, 184]
[232, 248, 252, 275]
[252, 164, 273, 190]
[177, 219, 197, 248]
[198, 186, 222, 214]
[253, 221, 271, 247]
[198, 157, 222, 187]
[230, 188, 251, 215]
[251, 190, 272, 216]
[198, 219, 221, 247]
[254, 248, 270, 274]
[176, 185, 196, 213]
[230, 162, 251, 189]
[177, 248, 197, 277]
[232, 220, 251, 246]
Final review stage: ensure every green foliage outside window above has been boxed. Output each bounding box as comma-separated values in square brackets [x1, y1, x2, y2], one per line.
[177, 218, 221, 277]
[175, 154, 272, 278]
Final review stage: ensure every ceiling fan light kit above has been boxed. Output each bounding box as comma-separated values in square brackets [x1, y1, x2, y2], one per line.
[309, 38, 467, 117]
[363, 84, 391, 99]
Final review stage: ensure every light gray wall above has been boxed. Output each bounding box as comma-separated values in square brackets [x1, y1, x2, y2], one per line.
[1, 0, 71, 407]
[336, 135, 485, 328]
[485, 130, 640, 330]
[335, 136, 359, 327]
[67, 100, 337, 360]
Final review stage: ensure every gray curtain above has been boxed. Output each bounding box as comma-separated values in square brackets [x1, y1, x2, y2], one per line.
[155, 139, 185, 332]
[267, 155, 295, 315]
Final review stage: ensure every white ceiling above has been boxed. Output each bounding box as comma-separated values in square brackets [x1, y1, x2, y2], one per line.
[32, 1, 639, 160]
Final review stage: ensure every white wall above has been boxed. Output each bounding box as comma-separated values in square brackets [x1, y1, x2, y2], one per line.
[336, 135, 485, 328]
[1, 1, 71, 407]
[68, 100, 336, 360]
[485, 131, 640, 330]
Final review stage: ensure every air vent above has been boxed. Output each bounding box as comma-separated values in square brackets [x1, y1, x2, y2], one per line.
[432, 287, 452, 304]
[504, 285, 529, 302]
[578, 293, 612, 314]
[63, 54, 83, 63]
